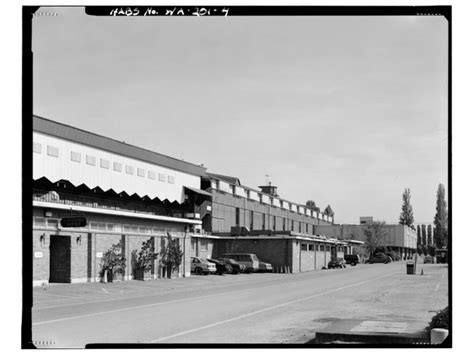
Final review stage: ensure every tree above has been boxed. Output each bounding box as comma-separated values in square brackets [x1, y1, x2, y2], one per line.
[363, 221, 388, 257]
[161, 232, 184, 278]
[422, 224, 427, 245]
[417, 225, 421, 246]
[427, 225, 433, 245]
[433, 184, 448, 248]
[399, 188, 415, 227]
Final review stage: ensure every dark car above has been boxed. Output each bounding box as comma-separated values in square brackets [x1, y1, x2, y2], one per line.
[328, 258, 347, 269]
[207, 259, 227, 275]
[366, 254, 391, 264]
[344, 254, 360, 266]
[217, 257, 243, 274]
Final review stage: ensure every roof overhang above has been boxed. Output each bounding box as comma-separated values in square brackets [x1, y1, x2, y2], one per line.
[184, 186, 213, 197]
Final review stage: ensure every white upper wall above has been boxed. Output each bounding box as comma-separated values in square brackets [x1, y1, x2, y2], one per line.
[33, 132, 201, 203]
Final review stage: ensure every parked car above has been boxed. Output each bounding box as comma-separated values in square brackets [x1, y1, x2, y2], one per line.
[424, 256, 434, 264]
[217, 258, 244, 274]
[328, 258, 347, 269]
[190, 257, 216, 275]
[344, 254, 360, 266]
[366, 254, 391, 264]
[207, 258, 227, 275]
[221, 253, 259, 272]
[257, 260, 273, 273]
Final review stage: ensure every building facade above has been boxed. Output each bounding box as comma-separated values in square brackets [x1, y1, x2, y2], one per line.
[200, 173, 334, 235]
[32, 115, 210, 286]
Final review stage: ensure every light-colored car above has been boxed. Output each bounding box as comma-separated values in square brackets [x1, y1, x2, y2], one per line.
[221, 253, 259, 272]
[190, 257, 216, 275]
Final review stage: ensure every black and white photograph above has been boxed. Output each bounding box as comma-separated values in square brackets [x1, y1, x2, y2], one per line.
[19, 3, 456, 349]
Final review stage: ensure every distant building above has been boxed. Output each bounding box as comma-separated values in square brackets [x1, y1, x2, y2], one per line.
[315, 217, 417, 259]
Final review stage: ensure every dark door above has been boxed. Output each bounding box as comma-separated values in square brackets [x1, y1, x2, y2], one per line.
[49, 235, 71, 283]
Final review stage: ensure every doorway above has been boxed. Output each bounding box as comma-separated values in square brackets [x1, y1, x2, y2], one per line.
[49, 235, 71, 283]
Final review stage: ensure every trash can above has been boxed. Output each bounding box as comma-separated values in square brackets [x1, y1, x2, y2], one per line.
[406, 261, 415, 275]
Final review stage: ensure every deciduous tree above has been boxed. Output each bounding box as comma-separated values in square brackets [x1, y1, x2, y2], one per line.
[399, 188, 415, 227]
[363, 221, 388, 257]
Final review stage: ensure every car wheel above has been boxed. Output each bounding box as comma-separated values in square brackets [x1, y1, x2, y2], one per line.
[195, 267, 203, 275]
[225, 265, 233, 274]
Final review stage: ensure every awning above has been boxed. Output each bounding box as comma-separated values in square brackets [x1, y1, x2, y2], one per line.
[184, 186, 213, 197]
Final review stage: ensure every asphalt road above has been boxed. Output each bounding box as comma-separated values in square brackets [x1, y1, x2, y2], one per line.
[31, 262, 448, 347]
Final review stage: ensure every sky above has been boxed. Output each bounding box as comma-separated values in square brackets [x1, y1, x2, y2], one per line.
[32, 7, 448, 225]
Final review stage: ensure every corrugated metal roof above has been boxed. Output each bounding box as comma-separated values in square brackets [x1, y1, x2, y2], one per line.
[33, 115, 207, 177]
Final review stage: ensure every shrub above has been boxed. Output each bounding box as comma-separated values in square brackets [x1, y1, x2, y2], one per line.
[429, 307, 449, 330]
[133, 238, 154, 272]
[100, 242, 126, 280]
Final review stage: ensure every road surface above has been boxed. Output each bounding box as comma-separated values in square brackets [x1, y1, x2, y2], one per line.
[31, 262, 448, 347]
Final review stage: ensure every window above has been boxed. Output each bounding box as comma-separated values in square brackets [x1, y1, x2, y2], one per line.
[191, 237, 196, 250]
[259, 194, 263, 203]
[250, 211, 254, 230]
[273, 216, 276, 231]
[137, 168, 145, 177]
[158, 173, 166, 182]
[70, 151, 81, 163]
[282, 218, 286, 231]
[100, 159, 110, 169]
[47, 145, 59, 157]
[306, 223, 309, 233]
[113, 162, 122, 172]
[34, 217, 45, 227]
[299, 222, 302, 233]
[86, 155, 96, 166]
[201, 240, 208, 251]
[126, 165, 134, 175]
[148, 170, 156, 180]
[168, 175, 175, 184]
[246, 189, 250, 199]
[33, 142, 42, 154]
[291, 220, 294, 231]
[301, 243, 308, 251]
[326, 245, 331, 252]
[262, 213, 266, 230]
[47, 219, 58, 228]
[235, 207, 240, 226]
[309, 244, 315, 251]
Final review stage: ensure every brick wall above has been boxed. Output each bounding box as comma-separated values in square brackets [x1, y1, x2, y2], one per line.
[33, 230, 50, 285]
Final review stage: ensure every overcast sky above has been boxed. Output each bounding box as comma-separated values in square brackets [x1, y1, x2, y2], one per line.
[32, 7, 448, 224]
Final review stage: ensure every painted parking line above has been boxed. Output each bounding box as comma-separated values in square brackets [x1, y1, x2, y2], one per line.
[150, 271, 398, 343]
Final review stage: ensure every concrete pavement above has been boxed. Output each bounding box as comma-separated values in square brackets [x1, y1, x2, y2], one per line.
[31, 262, 449, 347]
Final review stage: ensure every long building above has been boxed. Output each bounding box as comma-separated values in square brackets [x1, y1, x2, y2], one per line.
[31, 115, 359, 285]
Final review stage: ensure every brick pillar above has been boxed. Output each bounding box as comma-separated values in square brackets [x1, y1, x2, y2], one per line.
[153, 235, 159, 279]
[123, 234, 131, 280]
